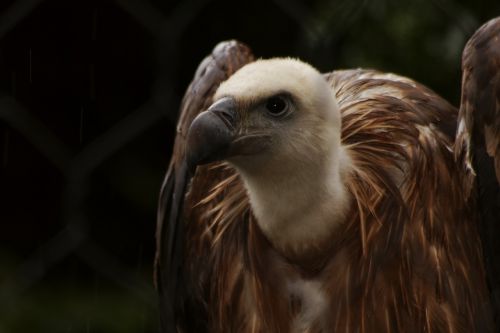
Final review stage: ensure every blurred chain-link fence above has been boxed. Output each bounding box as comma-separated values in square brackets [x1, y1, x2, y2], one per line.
[0, 0, 498, 332]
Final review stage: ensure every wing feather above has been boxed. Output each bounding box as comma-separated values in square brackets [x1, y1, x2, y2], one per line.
[456, 16, 500, 328]
[155, 41, 254, 332]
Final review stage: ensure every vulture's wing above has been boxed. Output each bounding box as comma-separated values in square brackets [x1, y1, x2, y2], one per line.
[457, 17, 500, 326]
[155, 41, 254, 332]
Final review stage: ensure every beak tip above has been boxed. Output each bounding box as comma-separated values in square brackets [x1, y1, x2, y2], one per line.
[185, 109, 235, 169]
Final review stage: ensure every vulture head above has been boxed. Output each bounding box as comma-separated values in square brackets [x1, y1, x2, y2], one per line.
[187, 58, 351, 255]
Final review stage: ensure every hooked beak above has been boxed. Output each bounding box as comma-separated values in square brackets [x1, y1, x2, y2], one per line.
[186, 97, 238, 172]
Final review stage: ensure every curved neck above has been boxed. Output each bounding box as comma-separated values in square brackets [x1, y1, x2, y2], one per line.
[240, 145, 352, 257]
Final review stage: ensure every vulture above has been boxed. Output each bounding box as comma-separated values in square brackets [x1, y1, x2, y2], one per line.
[156, 17, 500, 333]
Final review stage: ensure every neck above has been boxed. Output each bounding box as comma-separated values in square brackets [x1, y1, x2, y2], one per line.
[240, 145, 352, 257]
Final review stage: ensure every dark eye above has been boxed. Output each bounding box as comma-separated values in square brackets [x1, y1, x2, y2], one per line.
[265, 96, 288, 117]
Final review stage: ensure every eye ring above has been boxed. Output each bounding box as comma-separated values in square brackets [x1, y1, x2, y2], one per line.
[265, 95, 289, 117]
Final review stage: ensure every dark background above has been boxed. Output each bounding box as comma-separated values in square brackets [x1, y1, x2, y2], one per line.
[0, 0, 499, 332]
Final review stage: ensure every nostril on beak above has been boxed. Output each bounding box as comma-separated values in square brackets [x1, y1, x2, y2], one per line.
[212, 109, 236, 130]
[208, 97, 238, 131]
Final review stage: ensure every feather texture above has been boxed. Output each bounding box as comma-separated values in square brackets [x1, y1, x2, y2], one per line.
[157, 25, 500, 331]
[455, 17, 500, 328]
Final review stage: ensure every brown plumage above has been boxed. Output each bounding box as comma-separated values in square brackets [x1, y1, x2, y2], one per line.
[156, 19, 500, 333]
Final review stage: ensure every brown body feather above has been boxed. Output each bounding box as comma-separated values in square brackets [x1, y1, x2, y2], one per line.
[157, 20, 500, 332]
